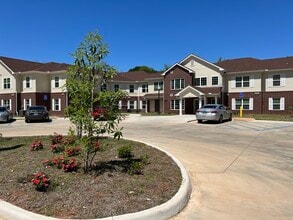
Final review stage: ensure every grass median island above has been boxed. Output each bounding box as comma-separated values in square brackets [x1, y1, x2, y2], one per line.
[0, 136, 181, 219]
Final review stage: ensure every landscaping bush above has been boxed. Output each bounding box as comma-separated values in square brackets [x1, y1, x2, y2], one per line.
[117, 145, 134, 159]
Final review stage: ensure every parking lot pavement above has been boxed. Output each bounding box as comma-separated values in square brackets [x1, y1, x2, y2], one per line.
[1, 115, 293, 219]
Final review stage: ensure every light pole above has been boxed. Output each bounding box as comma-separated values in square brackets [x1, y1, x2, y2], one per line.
[157, 84, 162, 115]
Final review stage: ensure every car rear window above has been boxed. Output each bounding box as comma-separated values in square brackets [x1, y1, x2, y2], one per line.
[202, 105, 217, 109]
[0, 107, 7, 112]
[28, 106, 46, 111]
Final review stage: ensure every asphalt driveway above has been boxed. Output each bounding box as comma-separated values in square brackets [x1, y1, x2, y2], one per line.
[1, 115, 293, 219]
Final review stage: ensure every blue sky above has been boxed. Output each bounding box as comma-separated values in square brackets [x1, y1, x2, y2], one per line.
[1, 0, 293, 72]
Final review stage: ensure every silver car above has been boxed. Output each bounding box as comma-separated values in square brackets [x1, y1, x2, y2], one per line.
[196, 104, 232, 123]
[0, 106, 13, 123]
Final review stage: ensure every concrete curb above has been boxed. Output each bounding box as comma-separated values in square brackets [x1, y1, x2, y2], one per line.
[0, 139, 192, 220]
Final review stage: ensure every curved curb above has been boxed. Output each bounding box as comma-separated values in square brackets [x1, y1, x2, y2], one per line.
[0, 139, 192, 220]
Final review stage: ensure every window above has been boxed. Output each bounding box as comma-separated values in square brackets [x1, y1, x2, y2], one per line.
[273, 75, 281, 86]
[3, 78, 11, 89]
[195, 77, 207, 86]
[154, 81, 163, 91]
[269, 97, 285, 110]
[25, 77, 31, 88]
[142, 100, 147, 109]
[54, 76, 60, 88]
[171, 79, 184, 90]
[232, 98, 253, 110]
[201, 77, 207, 86]
[3, 99, 11, 110]
[129, 100, 135, 109]
[142, 84, 148, 93]
[235, 76, 250, 88]
[114, 84, 119, 92]
[212, 76, 218, 86]
[129, 85, 134, 93]
[170, 99, 185, 110]
[24, 99, 31, 110]
[52, 98, 61, 111]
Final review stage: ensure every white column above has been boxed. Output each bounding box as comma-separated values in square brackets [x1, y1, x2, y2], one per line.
[215, 97, 218, 104]
[199, 97, 202, 109]
[179, 98, 183, 116]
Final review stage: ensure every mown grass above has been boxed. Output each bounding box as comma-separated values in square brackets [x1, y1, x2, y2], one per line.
[0, 136, 181, 219]
[234, 113, 293, 122]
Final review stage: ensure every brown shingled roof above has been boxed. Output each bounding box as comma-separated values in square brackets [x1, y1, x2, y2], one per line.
[0, 56, 69, 72]
[216, 56, 293, 72]
[112, 71, 163, 82]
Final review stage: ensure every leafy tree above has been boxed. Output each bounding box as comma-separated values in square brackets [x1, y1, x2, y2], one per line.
[65, 31, 127, 173]
[128, 65, 158, 73]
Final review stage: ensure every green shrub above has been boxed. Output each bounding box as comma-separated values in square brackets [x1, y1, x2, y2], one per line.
[117, 146, 134, 159]
[128, 161, 143, 175]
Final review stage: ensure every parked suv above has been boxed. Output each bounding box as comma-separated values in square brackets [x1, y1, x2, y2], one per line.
[25, 106, 50, 123]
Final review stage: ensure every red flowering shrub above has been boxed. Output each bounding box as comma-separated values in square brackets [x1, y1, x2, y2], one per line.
[65, 146, 82, 157]
[31, 172, 50, 192]
[62, 135, 76, 146]
[50, 132, 63, 145]
[45, 155, 80, 172]
[51, 144, 65, 153]
[30, 140, 43, 151]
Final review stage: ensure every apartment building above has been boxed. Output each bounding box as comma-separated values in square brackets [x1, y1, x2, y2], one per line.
[1, 54, 292, 116]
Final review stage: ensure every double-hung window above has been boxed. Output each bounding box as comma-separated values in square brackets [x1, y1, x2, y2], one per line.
[154, 81, 163, 91]
[142, 84, 148, 93]
[232, 98, 253, 110]
[171, 79, 184, 90]
[269, 97, 285, 110]
[52, 98, 61, 111]
[25, 77, 31, 88]
[3, 78, 11, 89]
[129, 85, 134, 93]
[235, 76, 250, 88]
[170, 99, 185, 110]
[54, 76, 60, 88]
[195, 77, 207, 86]
[273, 75, 281, 86]
[114, 84, 119, 92]
[212, 76, 218, 86]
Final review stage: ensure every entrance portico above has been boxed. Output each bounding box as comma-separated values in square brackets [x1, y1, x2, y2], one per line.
[175, 86, 204, 115]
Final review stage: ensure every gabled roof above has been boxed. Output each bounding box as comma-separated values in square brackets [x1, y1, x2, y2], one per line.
[161, 63, 194, 76]
[112, 71, 163, 82]
[0, 56, 69, 73]
[216, 56, 293, 72]
[180, 54, 225, 72]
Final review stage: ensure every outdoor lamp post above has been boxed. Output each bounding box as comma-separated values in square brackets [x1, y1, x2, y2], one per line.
[157, 84, 162, 114]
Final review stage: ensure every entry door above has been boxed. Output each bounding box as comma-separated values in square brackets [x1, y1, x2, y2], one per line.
[185, 98, 194, 114]
[155, 99, 160, 113]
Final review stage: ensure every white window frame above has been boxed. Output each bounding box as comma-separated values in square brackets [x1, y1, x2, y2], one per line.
[231, 98, 253, 110]
[170, 99, 185, 110]
[23, 99, 32, 110]
[1, 99, 12, 110]
[128, 100, 136, 109]
[269, 97, 285, 110]
[129, 85, 134, 93]
[52, 98, 61, 111]
[3, 78, 11, 89]
[211, 76, 219, 86]
[142, 84, 148, 93]
[154, 81, 163, 91]
[268, 74, 286, 87]
[171, 79, 184, 90]
[234, 75, 253, 88]
[54, 76, 60, 88]
[25, 76, 31, 88]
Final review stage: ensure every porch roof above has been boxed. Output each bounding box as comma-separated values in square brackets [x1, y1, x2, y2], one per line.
[175, 86, 204, 98]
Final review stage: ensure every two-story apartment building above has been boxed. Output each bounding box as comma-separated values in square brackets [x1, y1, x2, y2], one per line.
[1, 54, 292, 116]
[0, 56, 68, 116]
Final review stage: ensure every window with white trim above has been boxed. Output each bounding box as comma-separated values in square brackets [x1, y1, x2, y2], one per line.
[142, 100, 147, 109]
[212, 76, 219, 86]
[269, 97, 285, 110]
[235, 76, 250, 87]
[170, 99, 185, 110]
[268, 74, 286, 87]
[195, 77, 207, 86]
[129, 100, 135, 109]
[52, 98, 61, 111]
[54, 76, 60, 88]
[232, 98, 253, 110]
[2, 99, 11, 110]
[24, 99, 31, 110]
[154, 81, 163, 91]
[171, 79, 184, 90]
[129, 85, 134, 93]
[3, 78, 11, 89]
[25, 77, 31, 88]
[142, 84, 148, 93]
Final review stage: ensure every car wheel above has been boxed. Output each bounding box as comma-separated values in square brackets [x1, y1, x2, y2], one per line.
[218, 115, 223, 123]
[228, 114, 232, 121]
[6, 116, 9, 123]
[25, 119, 30, 123]
[197, 119, 202, 123]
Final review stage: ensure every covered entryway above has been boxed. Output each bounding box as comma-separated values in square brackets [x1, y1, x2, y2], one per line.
[175, 86, 205, 115]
